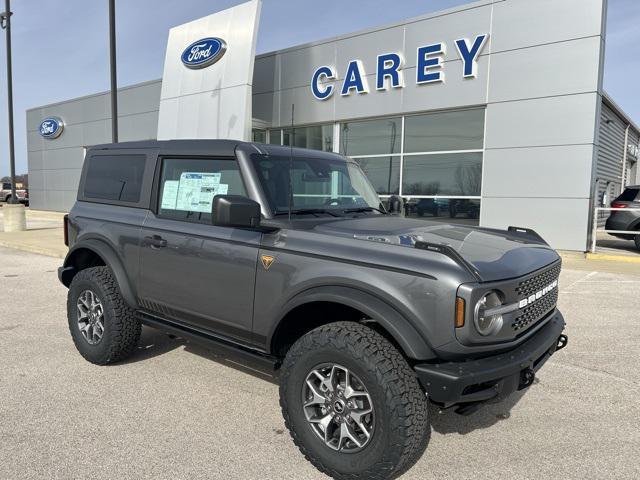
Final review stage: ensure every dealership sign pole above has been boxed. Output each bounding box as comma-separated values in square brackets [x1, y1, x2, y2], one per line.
[1, 0, 17, 204]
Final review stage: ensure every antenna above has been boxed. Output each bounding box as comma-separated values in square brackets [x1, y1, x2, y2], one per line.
[288, 103, 295, 222]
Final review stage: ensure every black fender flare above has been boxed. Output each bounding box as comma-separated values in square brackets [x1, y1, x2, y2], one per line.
[271, 285, 436, 360]
[61, 239, 138, 309]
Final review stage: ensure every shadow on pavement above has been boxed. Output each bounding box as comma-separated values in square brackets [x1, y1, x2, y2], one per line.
[430, 383, 531, 435]
[117, 326, 184, 364]
[124, 326, 531, 436]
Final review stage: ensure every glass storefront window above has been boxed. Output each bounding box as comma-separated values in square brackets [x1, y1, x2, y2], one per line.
[268, 130, 282, 145]
[404, 109, 484, 153]
[267, 125, 333, 152]
[355, 156, 400, 195]
[402, 153, 482, 196]
[283, 125, 334, 152]
[252, 129, 266, 143]
[404, 198, 481, 225]
[267, 108, 485, 225]
[339, 118, 401, 156]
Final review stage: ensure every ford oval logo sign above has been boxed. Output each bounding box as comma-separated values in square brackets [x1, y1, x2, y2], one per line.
[181, 37, 227, 69]
[39, 117, 64, 139]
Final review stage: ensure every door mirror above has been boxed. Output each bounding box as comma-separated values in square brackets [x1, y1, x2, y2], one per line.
[212, 195, 262, 228]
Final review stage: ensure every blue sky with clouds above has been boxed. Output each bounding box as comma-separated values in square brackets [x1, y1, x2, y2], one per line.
[0, 0, 637, 176]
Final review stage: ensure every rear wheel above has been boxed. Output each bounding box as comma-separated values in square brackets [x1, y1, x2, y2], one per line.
[279, 322, 430, 480]
[635, 231, 640, 250]
[67, 266, 141, 365]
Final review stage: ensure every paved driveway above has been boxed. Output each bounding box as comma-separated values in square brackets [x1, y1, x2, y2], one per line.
[0, 247, 638, 479]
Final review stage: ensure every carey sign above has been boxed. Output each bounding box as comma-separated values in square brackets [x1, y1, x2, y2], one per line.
[39, 117, 64, 139]
[181, 37, 227, 69]
[311, 34, 488, 100]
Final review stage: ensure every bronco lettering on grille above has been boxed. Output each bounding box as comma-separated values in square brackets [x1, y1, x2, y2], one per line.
[518, 280, 558, 309]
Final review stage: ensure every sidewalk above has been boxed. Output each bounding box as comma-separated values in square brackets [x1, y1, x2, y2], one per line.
[0, 207, 67, 258]
[586, 231, 640, 264]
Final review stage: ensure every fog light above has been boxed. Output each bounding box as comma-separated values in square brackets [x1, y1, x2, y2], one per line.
[474, 291, 504, 336]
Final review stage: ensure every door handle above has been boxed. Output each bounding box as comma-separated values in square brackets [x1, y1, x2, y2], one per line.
[144, 235, 167, 249]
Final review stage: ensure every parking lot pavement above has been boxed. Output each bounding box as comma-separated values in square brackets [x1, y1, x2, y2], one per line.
[1, 246, 639, 480]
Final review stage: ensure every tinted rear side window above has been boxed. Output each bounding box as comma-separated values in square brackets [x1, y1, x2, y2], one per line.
[618, 188, 639, 202]
[84, 154, 146, 202]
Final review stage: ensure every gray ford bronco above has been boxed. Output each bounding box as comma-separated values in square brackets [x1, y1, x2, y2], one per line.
[59, 140, 567, 480]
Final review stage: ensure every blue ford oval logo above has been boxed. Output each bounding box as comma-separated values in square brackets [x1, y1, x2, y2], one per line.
[181, 37, 227, 69]
[39, 117, 64, 139]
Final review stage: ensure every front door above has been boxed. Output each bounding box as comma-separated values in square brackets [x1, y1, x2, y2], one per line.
[138, 156, 260, 345]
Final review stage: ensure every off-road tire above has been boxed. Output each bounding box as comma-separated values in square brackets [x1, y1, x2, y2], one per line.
[279, 322, 430, 480]
[67, 266, 141, 365]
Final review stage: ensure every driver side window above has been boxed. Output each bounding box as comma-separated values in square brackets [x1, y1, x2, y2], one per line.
[157, 157, 246, 224]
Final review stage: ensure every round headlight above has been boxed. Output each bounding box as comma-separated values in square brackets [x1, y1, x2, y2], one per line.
[474, 291, 504, 336]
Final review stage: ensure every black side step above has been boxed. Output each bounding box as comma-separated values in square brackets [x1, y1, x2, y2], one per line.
[138, 312, 280, 372]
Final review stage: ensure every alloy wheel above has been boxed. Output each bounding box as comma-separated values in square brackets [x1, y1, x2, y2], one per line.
[302, 363, 374, 452]
[76, 289, 105, 345]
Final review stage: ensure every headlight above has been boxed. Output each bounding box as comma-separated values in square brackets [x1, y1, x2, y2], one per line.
[474, 291, 504, 336]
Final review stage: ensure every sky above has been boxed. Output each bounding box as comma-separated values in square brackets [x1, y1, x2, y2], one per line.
[0, 0, 637, 176]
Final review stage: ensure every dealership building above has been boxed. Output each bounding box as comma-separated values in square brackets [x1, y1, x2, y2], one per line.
[26, 0, 638, 251]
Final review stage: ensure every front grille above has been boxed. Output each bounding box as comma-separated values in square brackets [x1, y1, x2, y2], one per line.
[512, 289, 558, 332]
[515, 263, 561, 298]
[512, 262, 561, 333]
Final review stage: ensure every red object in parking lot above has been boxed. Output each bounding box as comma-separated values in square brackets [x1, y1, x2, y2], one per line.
[611, 202, 627, 209]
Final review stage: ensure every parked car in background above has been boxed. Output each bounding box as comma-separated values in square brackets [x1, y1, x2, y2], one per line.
[448, 199, 480, 219]
[1, 182, 29, 206]
[605, 185, 640, 250]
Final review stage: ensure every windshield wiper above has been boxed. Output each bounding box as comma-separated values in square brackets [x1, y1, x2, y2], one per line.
[342, 207, 387, 214]
[274, 208, 343, 217]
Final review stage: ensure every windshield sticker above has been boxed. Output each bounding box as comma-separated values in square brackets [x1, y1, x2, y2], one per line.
[175, 172, 226, 213]
[160, 180, 180, 209]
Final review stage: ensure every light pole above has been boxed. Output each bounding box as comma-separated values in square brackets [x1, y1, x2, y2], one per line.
[1, 0, 25, 232]
[1, 0, 17, 204]
[109, 0, 118, 143]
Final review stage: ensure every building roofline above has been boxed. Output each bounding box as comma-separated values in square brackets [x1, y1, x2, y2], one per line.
[26, 78, 162, 113]
[27, 0, 501, 114]
[602, 91, 640, 134]
[254, 0, 501, 59]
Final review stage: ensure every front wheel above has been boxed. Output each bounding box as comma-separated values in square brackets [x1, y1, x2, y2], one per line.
[279, 322, 430, 480]
[635, 231, 640, 251]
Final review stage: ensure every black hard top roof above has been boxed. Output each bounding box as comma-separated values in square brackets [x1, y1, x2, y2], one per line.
[88, 139, 347, 161]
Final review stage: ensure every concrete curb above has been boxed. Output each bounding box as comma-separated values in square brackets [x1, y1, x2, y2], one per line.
[585, 252, 640, 264]
[0, 241, 66, 259]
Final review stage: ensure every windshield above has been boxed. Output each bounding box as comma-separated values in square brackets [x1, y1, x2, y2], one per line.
[251, 154, 381, 214]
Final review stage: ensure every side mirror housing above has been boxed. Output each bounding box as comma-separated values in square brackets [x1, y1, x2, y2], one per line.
[212, 195, 262, 228]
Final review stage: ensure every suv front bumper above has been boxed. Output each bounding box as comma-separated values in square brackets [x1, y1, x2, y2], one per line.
[414, 311, 566, 408]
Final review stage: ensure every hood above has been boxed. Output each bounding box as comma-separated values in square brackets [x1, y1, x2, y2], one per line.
[313, 216, 559, 282]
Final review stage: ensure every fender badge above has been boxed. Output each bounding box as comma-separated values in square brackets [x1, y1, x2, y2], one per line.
[261, 255, 275, 270]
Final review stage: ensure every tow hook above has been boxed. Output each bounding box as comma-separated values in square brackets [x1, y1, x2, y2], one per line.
[518, 368, 535, 390]
[556, 334, 568, 351]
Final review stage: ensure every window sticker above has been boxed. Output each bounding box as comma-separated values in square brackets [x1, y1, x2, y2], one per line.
[160, 180, 180, 209]
[174, 172, 227, 213]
